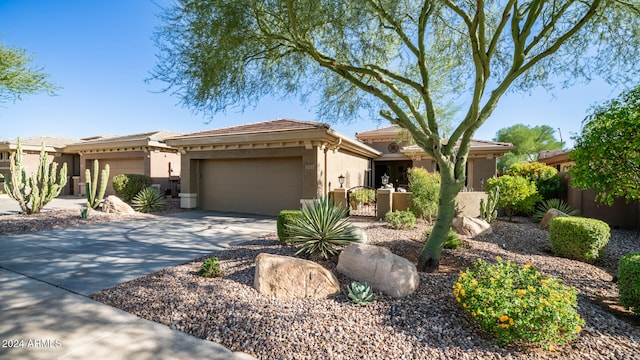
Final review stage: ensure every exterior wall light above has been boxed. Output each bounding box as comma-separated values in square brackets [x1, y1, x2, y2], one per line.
[381, 173, 390, 186]
[338, 174, 345, 188]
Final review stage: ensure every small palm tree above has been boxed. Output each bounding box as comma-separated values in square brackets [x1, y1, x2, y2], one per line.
[287, 196, 358, 260]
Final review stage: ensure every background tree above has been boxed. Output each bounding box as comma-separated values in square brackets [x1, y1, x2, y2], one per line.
[152, 0, 640, 272]
[570, 84, 640, 206]
[494, 124, 564, 173]
[0, 41, 58, 103]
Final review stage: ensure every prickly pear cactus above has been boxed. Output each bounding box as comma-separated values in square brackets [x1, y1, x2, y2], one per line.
[347, 281, 375, 305]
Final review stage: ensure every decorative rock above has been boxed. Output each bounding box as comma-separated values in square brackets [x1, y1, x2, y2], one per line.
[254, 253, 340, 299]
[351, 226, 368, 244]
[337, 243, 419, 298]
[452, 216, 492, 237]
[540, 208, 569, 229]
[102, 195, 136, 214]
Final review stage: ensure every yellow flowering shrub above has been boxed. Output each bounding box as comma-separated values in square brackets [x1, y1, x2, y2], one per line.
[453, 257, 584, 349]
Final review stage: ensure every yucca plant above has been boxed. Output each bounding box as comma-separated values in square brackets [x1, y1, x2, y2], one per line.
[132, 187, 166, 213]
[532, 198, 578, 222]
[347, 281, 375, 305]
[287, 196, 358, 260]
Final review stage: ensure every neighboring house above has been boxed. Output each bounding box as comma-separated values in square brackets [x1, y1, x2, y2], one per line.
[537, 150, 573, 172]
[0, 136, 80, 196]
[165, 119, 381, 216]
[62, 131, 182, 196]
[355, 126, 514, 191]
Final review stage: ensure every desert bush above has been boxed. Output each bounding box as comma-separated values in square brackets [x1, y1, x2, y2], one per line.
[485, 175, 541, 221]
[549, 216, 610, 263]
[131, 187, 166, 213]
[277, 210, 303, 244]
[618, 252, 640, 315]
[197, 257, 222, 278]
[424, 227, 463, 250]
[350, 188, 375, 205]
[506, 162, 561, 200]
[531, 198, 578, 223]
[384, 210, 416, 230]
[112, 174, 152, 202]
[408, 167, 440, 221]
[453, 257, 584, 349]
[287, 196, 358, 260]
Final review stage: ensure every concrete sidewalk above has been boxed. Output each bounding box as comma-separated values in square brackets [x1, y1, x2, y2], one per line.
[0, 210, 275, 359]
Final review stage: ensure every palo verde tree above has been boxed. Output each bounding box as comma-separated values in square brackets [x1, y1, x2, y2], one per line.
[570, 84, 640, 206]
[494, 124, 563, 173]
[152, 0, 640, 272]
[0, 41, 58, 103]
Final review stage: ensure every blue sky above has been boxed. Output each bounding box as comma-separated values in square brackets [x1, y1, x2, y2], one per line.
[0, 0, 628, 148]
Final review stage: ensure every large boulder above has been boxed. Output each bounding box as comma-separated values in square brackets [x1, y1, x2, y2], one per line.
[254, 253, 340, 299]
[337, 243, 419, 298]
[452, 216, 492, 237]
[102, 195, 136, 215]
[540, 208, 569, 229]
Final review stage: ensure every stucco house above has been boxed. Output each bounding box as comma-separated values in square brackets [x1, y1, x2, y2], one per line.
[63, 131, 182, 196]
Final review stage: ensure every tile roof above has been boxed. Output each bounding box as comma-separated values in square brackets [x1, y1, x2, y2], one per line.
[174, 119, 328, 139]
[74, 130, 181, 145]
[0, 136, 79, 149]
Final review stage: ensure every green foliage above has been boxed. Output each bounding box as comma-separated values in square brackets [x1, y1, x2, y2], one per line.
[479, 186, 500, 223]
[0, 41, 59, 103]
[197, 257, 222, 278]
[570, 84, 640, 206]
[1, 137, 68, 214]
[454, 257, 584, 349]
[347, 281, 375, 306]
[131, 187, 166, 213]
[618, 252, 640, 315]
[384, 210, 416, 230]
[408, 168, 440, 221]
[349, 188, 375, 207]
[80, 208, 89, 219]
[485, 176, 542, 221]
[424, 227, 463, 250]
[494, 124, 563, 173]
[85, 160, 110, 210]
[506, 162, 560, 200]
[112, 174, 152, 202]
[277, 210, 303, 245]
[531, 198, 579, 223]
[287, 196, 358, 260]
[549, 217, 610, 263]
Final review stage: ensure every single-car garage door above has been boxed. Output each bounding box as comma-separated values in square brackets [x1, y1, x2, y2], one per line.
[200, 157, 303, 216]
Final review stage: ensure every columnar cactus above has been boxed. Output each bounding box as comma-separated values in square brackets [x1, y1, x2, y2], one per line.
[480, 185, 500, 223]
[85, 160, 110, 209]
[0, 137, 68, 214]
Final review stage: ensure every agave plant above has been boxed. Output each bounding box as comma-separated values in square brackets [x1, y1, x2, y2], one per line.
[132, 187, 166, 213]
[532, 198, 579, 222]
[347, 281, 375, 305]
[287, 196, 358, 260]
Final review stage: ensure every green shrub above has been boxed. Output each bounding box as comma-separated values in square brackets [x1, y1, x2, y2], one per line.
[350, 188, 375, 206]
[618, 252, 640, 315]
[384, 210, 416, 230]
[197, 257, 222, 278]
[277, 210, 303, 244]
[112, 174, 152, 202]
[531, 198, 578, 223]
[346, 281, 375, 305]
[132, 187, 166, 213]
[485, 175, 542, 221]
[549, 216, 610, 263]
[408, 167, 440, 221]
[506, 162, 560, 200]
[454, 257, 584, 349]
[424, 227, 463, 250]
[287, 196, 358, 260]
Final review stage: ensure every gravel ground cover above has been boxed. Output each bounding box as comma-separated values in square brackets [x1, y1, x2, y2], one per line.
[2, 200, 639, 359]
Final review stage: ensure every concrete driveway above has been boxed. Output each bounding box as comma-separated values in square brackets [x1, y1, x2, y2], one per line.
[0, 210, 275, 359]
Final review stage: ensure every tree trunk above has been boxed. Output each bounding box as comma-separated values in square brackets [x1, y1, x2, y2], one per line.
[417, 168, 462, 273]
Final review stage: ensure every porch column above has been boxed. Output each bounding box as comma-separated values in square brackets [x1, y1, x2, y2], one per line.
[376, 188, 394, 220]
[332, 188, 348, 211]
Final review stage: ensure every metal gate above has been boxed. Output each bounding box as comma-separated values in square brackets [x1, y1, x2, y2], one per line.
[347, 186, 377, 217]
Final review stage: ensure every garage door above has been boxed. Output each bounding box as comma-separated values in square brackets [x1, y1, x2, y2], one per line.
[200, 157, 302, 216]
[100, 158, 145, 195]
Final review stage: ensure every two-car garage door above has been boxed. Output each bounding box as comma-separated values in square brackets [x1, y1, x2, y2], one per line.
[199, 157, 303, 216]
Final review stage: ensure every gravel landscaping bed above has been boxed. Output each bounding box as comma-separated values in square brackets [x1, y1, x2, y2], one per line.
[85, 217, 640, 359]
